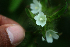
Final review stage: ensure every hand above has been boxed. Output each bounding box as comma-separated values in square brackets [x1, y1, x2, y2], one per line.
[0, 15, 25, 47]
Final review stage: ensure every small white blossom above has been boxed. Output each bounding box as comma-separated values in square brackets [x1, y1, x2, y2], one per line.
[30, 0, 42, 14]
[42, 36, 45, 41]
[46, 30, 59, 43]
[34, 12, 47, 27]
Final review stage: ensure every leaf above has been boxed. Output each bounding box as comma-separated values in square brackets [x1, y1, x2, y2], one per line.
[25, 8, 35, 23]
[48, 2, 67, 22]
[9, 0, 23, 12]
[45, 0, 48, 3]
[28, 9, 35, 18]
[42, 25, 46, 38]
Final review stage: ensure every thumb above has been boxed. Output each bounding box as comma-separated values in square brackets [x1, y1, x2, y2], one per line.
[0, 15, 25, 47]
[0, 24, 25, 47]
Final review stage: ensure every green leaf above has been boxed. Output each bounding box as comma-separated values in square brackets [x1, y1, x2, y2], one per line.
[25, 8, 35, 23]
[45, 0, 48, 3]
[9, 0, 23, 12]
[28, 9, 35, 18]
[42, 25, 46, 38]
[41, 0, 47, 13]
[48, 2, 67, 22]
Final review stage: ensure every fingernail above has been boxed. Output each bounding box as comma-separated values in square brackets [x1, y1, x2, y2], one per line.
[6, 25, 25, 46]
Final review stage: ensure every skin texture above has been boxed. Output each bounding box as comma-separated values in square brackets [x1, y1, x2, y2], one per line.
[0, 15, 25, 47]
[0, 25, 15, 47]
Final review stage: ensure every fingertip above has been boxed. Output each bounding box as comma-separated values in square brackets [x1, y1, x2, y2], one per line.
[5, 24, 25, 46]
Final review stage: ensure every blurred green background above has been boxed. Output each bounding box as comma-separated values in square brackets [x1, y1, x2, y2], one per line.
[0, 0, 70, 47]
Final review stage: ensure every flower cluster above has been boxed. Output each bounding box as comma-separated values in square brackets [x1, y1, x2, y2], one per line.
[30, 0, 47, 27]
[30, 0, 59, 43]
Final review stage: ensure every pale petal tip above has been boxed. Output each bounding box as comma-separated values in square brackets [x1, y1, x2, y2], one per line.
[47, 41, 53, 43]
[42, 37, 45, 41]
[46, 38, 53, 43]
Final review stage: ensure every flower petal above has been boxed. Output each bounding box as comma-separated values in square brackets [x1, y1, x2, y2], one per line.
[52, 34, 59, 39]
[46, 36, 53, 43]
[52, 31, 58, 33]
[39, 11, 44, 16]
[40, 21, 46, 27]
[30, 3, 36, 9]
[42, 36, 45, 41]
[33, 0, 38, 4]
[34, 16, 38, 20]
[46, 31, 53, 43]
[31, 10, 38, 14]
[49, 30, 59, 39]
[36, 20, 41, 25]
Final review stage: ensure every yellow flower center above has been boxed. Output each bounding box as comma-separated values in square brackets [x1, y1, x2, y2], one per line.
[49, 34, 52, 37]
[40, 18, 43, 21]
[35, 7, 38, 9]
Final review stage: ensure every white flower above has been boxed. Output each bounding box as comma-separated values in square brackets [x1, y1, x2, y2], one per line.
[30, 0, 42, 14]
[42, 36, 45, 41]
[46, 30, 59, 43]
[34, 12, 47, 27]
